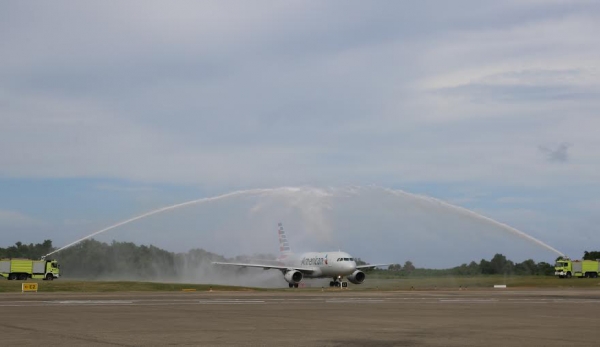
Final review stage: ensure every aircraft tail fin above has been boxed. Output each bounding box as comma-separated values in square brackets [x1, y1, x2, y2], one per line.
[278, 223, 292, 259]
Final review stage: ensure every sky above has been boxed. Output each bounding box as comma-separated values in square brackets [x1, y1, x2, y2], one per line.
[1, 1, 599, 267]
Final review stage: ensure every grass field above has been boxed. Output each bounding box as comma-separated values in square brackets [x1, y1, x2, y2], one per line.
[1, 276, 599, 293]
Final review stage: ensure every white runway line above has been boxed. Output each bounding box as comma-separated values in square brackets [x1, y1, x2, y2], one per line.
[267, 298, 324, 302]
[198, 300, 265, 304]
[439, 299, 498, 303]
[326, 300, 385, 303]
[57, 300, 134, 304]
[552, 299, 600, 304]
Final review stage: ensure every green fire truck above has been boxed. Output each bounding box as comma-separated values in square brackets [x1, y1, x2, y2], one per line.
[0, 259, 60, 281]
[554, 259, 600, 278]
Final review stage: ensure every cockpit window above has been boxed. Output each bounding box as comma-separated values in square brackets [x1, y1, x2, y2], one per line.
[338, 258, 355, 262]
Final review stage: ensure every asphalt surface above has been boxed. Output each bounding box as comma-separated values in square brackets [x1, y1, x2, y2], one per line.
[2, 289, 600, 346]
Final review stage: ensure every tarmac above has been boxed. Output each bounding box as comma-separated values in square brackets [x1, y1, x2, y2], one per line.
[2, 289, 600, 346]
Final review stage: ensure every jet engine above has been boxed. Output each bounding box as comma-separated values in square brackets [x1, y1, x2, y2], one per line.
[347, 270, 365, 284]
[284, 270, 303, 284]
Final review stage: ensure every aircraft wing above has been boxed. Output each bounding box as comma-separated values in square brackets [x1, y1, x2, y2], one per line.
[212, 262, 316, 274]
[356, 264, 389, 269]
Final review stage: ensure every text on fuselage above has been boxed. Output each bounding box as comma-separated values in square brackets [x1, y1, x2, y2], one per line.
[301, 257, 326, 266]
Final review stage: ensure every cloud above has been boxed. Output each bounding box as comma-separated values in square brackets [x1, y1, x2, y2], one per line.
[0, 2, 599, 188]
[538, 142, 572, 163]
[0, 209, 42, 228]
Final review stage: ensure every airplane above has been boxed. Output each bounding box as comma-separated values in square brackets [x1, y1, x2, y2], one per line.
[212, 223, 388, 288]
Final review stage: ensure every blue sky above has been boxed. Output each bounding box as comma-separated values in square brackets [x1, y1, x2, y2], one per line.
[1, 1, 599, 267]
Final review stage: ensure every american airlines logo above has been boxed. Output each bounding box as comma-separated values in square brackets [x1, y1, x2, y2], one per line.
[301, 254, 328, 266]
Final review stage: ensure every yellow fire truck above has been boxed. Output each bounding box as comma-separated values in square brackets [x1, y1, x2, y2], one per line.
[0, 259, 60, 280]
[554, 259, 600, 278]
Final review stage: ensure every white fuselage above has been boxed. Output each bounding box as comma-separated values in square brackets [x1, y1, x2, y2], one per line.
[282, 251, 357, 279]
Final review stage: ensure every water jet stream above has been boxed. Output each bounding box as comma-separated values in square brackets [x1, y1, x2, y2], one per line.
[43, 186, 564, 259]
[42, 188, 270, 259]
[385, 188, 564, 257]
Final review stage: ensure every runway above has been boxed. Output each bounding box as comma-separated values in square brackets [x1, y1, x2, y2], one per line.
[2, 289, 600, 346]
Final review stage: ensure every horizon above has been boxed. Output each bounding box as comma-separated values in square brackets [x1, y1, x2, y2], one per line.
[1, 236, 567, 270]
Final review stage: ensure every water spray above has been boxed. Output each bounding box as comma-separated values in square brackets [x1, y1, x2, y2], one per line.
[42, 186, 565, 260]
[41, 188, 272, 259]
[384, 187, 565, 257]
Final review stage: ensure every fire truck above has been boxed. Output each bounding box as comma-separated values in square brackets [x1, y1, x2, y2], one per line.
[0, 258, 60, 280]
[554, 259, 600, 278]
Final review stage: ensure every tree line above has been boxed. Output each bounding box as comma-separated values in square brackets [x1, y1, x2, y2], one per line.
[2, 239, 598, 279]
[0, 239, 233, 280]
[583, 251, 600, 261]
[0, 240, 54, 260]
[384, 254, 555, 276]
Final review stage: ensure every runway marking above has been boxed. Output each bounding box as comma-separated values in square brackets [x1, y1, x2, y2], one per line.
[552, 299, 600, 304]
[506, 298, 600, 304]
[198, 300, 265, 304]
[439, 299, 498, 303]
[270, 298, 331, 301]
[326, 300, 385, 303]
[439, 299, 498, 302]
[57, 300, 134, 305]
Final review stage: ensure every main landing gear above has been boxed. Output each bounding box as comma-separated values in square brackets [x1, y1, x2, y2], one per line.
[329, 276, 342, 287]
[288, 283, 299, 288]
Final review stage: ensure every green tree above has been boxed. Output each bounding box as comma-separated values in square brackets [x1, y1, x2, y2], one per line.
[0, 240, 55, 259]
[467, 261, 480, 275]
[583, 251, 600, 260]
[536, 262, 555, 276]
[514, 259, 536, 275]
[387, 264, 402, 271]
[489, 253, 514, 274]
[480, 259, 493, 274]
[402, 261, 415, 275]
